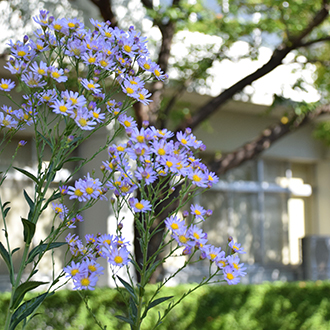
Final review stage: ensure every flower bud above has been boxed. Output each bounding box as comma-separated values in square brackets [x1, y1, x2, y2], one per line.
[110, 197, 116, 204]
[206, 209, 213, 217]
[182, 210, 189, 218]
[100, 165, 106, 172]
[142, 120, 149, 128]
[23, 35, 29, 44]
[185, 127, 191, 135]
[67, 135, 74, 143]
[228, 236, 233, 242]
[18, 140, 27, 147]
[48, 16, 55, 24]
[117, 223, 123, 230]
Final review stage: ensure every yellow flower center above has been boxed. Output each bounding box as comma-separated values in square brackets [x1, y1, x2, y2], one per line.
[88, 265, 97, 272]
[137, 136, 144, 143]
[124, 45, 132, 53]
[124, 120, 131, 127]
[86, 187, 94, 195]
[78, 118, 87, 127]
[38, 69, 45, 75]
[154, 69, 160, 76]
[59, 105, 67, 113]
[88, 57, 96, 63]
[17, 50, 26, 57]
[71, 269, 79, 276]
[1, 83, 9, 89]
[171, 223, 179, 230]
[117, 146, 125, 152]
[87, 83, 95, 89]
[81, 278, 90, 286]
[100, 60, 108, 67]
[179, 235, 188, 244]
[144, 63, 150, 70]
[54, 24, 62, 31]
[68, 22, 75, 28]
[75, 189, 83, 196]
[226, 273, 234, 280]
[114, 256, 123, 264]
[166, 161, 173, 167]
[193, 233, 200, 239]
[209, 253, 216, 260]
[52, 71, 60, 79]
[158, 148, 166, 156]
[135, 202, 144, 210]
[193, 174, 201, 182]
[126, 87, 134, 94]
[181, 138, 188, 144]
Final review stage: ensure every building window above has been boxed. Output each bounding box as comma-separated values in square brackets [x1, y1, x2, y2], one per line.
[198, 158, 312, 282]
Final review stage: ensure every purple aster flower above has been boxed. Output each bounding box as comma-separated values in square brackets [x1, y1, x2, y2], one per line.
[228, 240, 246, 254]
[0, 79, 15, 92]
[190, 204, 206, 220]
[223, 266, 241, 285]
[130, 198, 152, 213]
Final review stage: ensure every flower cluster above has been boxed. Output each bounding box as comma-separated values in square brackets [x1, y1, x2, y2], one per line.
[58, 108, 246, 288]
[165, 210, 247, 285]
[64, 232, 130, 289]
[0, 9, 167, 133]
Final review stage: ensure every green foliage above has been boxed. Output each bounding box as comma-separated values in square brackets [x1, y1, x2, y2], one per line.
[1, 281, 330, 330]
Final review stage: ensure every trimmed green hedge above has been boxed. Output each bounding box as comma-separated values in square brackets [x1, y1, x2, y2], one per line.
[1, 281, 330, 329]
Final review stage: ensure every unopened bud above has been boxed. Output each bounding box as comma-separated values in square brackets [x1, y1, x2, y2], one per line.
[48, 16, 55, 24]
[100, 165, 106, 172]
[228, 236, 233, 242]
[23, 35, 29, 44]
[142, 120, 149, 128]
[110, 197, 116, 204]
[182, 210, 189, 218]
[206, 209, 213, 217]
[118, 223, 123, 230]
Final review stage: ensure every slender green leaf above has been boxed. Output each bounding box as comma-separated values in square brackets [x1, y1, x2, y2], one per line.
[117, 276, 137, 301]
[3, 205, 11, 218]
[11, 281, 48, 310]
[115, 315, 135, 326]
[23, 190, 34, 209]
[0, 241, 11, 271]
[55, 157, 85, 170]
[129, 297, 137, 321]
[13, 167, 38, 184]
[26, 242, 67, 264]
[10, 291, 54, 330]
[11, 247, 20, 255]
[21, 218, 36, 244]
[147, 296, 174, 311]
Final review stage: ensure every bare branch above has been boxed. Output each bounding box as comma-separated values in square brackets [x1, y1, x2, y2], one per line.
[174, 1, 330, 133]
[210, 103, 330, 174]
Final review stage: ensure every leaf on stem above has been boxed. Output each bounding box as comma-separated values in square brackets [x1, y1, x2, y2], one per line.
[10, 291, 54, 330]
[0, 242, 14, 284]
[13, 167, 38, 184]
[21, 218, 36, 244]
[115, 315, 135, 326]
[11, 281, 48, 310]
[116, 276, 137, 302]
[147, 296, 174, 311]
[26, 242, 67, 264]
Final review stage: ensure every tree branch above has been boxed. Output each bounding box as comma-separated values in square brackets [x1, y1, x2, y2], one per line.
[174, 1, 330, 133]
[210, 103, 330, 174]
[90, 0, 118, 27]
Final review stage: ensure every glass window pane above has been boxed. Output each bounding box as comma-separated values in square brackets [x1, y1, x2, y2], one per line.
[263, 193, 288, 264]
